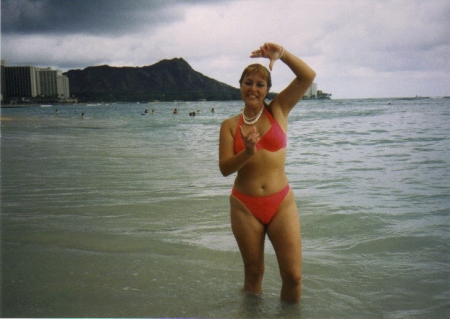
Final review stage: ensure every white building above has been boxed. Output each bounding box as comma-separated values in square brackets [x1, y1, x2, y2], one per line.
[37, 67, 58, 97]
[303, 82, 318, 99]
[57, 72, 70, 100]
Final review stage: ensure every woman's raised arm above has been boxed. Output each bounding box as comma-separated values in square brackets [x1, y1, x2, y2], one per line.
[252, 43, 316, 116]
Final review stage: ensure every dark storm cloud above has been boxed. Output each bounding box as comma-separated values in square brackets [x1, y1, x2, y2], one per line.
[1, 0, 219, 35]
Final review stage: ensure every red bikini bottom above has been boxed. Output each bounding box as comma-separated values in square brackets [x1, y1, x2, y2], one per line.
[231, 185, 290, 225]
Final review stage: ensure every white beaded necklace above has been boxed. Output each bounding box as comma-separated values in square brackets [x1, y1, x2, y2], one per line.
[242, 106, 264, 125]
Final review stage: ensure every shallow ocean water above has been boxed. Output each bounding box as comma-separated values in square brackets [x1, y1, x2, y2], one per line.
[1, 98, 449, 318]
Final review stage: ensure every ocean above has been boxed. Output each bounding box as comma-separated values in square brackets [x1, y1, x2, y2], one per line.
[1, 98, 449, 318]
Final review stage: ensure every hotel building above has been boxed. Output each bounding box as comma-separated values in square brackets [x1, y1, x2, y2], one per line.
[304, 82, 318, 99]
[1, 61, 70, 102]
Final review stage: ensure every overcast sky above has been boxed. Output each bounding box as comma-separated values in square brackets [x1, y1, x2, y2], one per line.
[2, 0, 449, 98]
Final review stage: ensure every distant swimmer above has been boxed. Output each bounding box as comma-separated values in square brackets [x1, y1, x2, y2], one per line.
[152, 109, 155, 114]
[55, 109, 59, 114]
[173, 108, 178, 114]
[211, 107, 215, 113]
[141, 109, 148, 115]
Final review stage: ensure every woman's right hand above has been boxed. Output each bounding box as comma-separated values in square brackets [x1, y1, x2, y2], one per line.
[240, 125, 260, 155]
[251, 42, 284, 70]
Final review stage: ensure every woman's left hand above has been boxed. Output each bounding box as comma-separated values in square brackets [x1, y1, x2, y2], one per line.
[250, 42, 284, 70]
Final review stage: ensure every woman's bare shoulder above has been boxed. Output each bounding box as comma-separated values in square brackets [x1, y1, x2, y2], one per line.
[221, 113, 241, 129]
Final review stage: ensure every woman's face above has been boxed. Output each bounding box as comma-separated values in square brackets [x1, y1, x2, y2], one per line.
[240, 72, 268, 107]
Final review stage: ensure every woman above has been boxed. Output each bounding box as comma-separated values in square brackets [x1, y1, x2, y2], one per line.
[219, 42, 315, 303]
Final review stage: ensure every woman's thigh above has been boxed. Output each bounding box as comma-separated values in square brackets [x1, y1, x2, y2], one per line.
[230, 195, 266, 266]
[266, 191, 302, 275]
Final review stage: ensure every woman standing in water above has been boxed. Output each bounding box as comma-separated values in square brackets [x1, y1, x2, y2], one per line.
[219, 42, 315, 303]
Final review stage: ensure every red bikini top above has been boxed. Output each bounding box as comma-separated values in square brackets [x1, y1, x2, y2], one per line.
[234, 107, 287, 153]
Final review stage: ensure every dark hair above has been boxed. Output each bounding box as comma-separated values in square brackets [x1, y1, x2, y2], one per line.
[239, 64, 272, 90]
